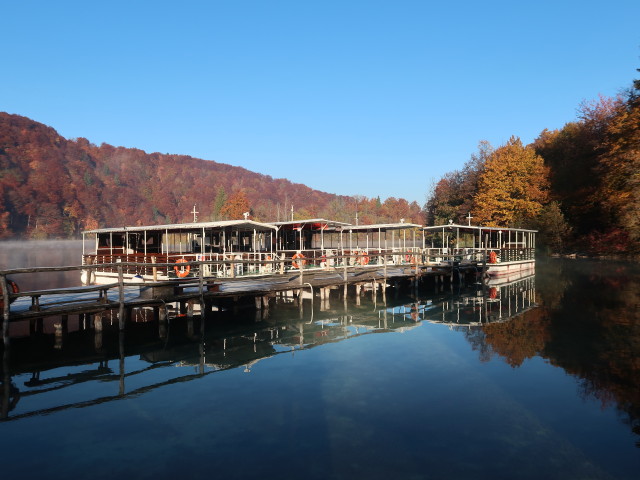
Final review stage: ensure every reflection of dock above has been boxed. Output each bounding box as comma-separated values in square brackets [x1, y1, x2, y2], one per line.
[0, 300, 424, 421]
[388, 274, 537, 328]
[2, 257, 470, 327]
[1, 271, 539, 422]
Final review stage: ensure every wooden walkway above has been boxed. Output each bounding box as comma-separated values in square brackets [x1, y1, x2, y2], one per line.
[2, 254, 480, 332]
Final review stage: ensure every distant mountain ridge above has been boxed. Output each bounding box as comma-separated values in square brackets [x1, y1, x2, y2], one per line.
[0, 112, 423, 238]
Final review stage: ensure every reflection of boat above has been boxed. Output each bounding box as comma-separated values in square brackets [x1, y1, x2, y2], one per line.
[485, 265, 535, 286]
[388, 274, 537, 327]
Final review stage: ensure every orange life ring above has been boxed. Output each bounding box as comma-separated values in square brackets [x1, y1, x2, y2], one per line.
[292, 253, 306, 269]
[359, 252, 370, 265]
[489, 251, 498, 264]
[262, 255, 272, 272]
[0, 278, 19, 308]
[174, 258, 191, 278]
[489, 287, 498, 299]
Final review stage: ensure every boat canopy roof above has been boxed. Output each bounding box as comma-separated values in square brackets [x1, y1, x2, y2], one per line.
[83, 219, 278, 235]
[270, 218, 351, 229]
[422, 223, 537, 234]
[343, 222, 422, 232]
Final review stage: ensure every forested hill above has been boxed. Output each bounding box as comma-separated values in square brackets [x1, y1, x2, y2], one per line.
[0, 113, 423, 239]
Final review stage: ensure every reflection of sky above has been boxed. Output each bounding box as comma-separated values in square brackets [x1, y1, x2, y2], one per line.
[2, 254, 639, 478]
[4, 317, 628, 479]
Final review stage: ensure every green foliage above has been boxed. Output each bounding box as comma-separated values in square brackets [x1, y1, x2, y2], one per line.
[211, 187, 227, 221]
[534, 202, 571, 253]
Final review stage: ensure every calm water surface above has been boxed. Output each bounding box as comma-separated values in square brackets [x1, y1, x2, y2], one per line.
[1, 241, 639, 479]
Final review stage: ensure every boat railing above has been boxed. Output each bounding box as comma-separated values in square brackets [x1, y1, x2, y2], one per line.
[81, 248, 435, 281]
[421, 247, 535, 265]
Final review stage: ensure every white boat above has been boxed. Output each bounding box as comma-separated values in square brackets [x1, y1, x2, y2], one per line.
[81, 220, 278, 285]
[422, 223, 537, 278]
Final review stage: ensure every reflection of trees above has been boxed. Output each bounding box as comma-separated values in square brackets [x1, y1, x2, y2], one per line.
[471, 258, 640, 446]
[481, 307, 549, 367]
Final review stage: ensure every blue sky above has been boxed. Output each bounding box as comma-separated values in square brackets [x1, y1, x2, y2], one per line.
[2, 1, 639, 204]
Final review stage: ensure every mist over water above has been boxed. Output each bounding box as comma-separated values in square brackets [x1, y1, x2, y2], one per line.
[0, 239, 84, 290]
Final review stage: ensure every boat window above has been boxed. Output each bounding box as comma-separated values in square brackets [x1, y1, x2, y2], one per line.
[98, 233, 125, 248]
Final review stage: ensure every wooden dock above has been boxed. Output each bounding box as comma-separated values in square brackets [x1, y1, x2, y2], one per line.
[1, 252, 481, 337]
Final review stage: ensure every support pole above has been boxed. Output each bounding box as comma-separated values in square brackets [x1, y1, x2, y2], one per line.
[1, 274, 10, 348]
[118, 264, 125, 330]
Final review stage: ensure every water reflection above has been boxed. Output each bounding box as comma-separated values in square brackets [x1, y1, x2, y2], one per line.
[535, 259, 640, 447]
[1, 276, 538, 422]
[2, 249, 640, 466]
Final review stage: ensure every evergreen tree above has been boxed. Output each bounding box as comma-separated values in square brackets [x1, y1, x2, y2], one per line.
[211, 187, 227, 221]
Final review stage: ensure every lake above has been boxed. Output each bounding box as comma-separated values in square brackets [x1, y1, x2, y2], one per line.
[1, 241, 639, 479]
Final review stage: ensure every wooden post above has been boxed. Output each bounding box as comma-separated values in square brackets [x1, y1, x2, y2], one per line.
[94, 313, 103, 350]
[1, 274, 10, 348]
[299, 259, 304, 285]
[383, 254, 387, 280]
[343, 254, 348, 281]
[198, 259, 204, 296]
[151, 256, 158, 282]
[482, 234, 489, 284]
[119, 331, 125, 396]
[298, 289, 304, 318]
[159, 305, 167, 339]
[54, 316, 67, 350]
[2, 344, 10, 420]
[117, 264, 125, 330]
[382, 279, 387, 304]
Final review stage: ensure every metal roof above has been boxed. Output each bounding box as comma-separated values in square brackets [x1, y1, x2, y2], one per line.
[269, 218, 351, 228]
[342, 222, 422, 232]
[422, 223, 537, 233]
[83, 219, 278, 235]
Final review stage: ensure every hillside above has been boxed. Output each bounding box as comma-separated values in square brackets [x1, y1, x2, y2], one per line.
[0, 113, 424, 238]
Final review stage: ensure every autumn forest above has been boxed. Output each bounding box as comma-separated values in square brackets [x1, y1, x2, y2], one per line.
[0, 113, 423, 239]
[427, 69, 640, 256]
[1, 69, 639, 255]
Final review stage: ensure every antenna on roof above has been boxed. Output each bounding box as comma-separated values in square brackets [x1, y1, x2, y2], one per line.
[243, 212, 250, 220]
[191, 205, 199, 222]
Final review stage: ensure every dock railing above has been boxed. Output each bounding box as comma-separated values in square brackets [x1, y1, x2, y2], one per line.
[81, 249, 434, 280]
[1, 248, 496, 329]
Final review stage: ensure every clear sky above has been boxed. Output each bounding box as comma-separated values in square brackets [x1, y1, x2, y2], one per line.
[2, 0, 639, 204]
